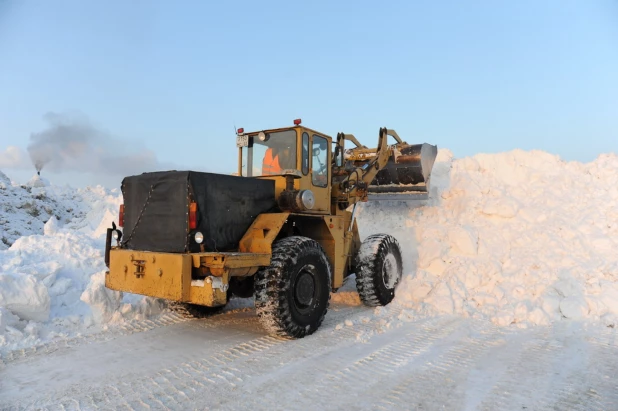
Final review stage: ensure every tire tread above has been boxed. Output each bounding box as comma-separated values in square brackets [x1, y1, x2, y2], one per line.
[254, 236, 331, 339]
[354, 234, 402, 307]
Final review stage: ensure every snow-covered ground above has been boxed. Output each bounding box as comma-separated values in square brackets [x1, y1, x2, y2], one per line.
[0, 171, 164, 354]
[1, 148, 618, 409]
[3, 299, 617, 410]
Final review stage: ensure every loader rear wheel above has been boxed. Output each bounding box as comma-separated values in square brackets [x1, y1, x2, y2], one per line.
[254, 236, 331, 339]
[354, 234, 403, 306]
[168, 301, 225, 318]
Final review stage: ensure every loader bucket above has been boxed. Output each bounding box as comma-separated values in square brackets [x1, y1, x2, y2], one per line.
[368, 143, 438, 200]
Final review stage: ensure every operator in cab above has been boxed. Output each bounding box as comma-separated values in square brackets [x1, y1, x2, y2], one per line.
[262, 141, 295, 175]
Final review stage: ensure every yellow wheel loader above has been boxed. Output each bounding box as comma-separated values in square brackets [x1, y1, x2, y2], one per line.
[104, 120, 437, 338]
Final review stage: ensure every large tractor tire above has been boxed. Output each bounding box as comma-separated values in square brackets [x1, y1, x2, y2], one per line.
[168, 301, 225, 318]
[254, 236, 331, 339]
[354, 234, 403, 306]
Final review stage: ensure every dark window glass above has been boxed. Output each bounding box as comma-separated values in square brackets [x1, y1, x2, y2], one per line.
[302, 132, 309, 175]
[312, 135, 328, 187]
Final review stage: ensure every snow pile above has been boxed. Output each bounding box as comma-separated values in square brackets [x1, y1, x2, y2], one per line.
[0, 172, 163, 353]
[27, 174, 49, 188]
[1, 173, 81, 249]
[2, 145, 618, 353]
[357, 149, 618, 328]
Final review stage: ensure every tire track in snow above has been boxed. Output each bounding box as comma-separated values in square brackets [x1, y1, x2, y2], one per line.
[539, 337, 618, 410]
[472, 327, 587, 410]
[4, 309, 618, 410]
[70, 308, 389, 409]
[0, 310, 191, 365]
[280, 316, 464, 408]
[0, 296, 358, 366]
[0, 305, 376, 409]
[0, 301, 268, 366]
[214, 314, 465, 410]
[465, 324, 618, 411]
[7, 332, 287, 410]
[372, 320, 509, 411]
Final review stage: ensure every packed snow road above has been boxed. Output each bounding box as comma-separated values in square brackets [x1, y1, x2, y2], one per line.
[1, 296, 618, 411]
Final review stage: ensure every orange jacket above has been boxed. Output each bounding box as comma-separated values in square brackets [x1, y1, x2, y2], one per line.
[262, 148, 282, 175]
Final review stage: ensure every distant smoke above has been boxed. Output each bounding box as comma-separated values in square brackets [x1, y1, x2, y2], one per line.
[23, 112, 175, 176]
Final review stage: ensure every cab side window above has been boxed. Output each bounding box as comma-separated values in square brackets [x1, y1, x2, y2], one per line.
[312, 135, 328, 187]
[302, 132, 309, 175]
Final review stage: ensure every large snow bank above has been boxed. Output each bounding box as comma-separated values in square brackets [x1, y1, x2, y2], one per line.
[0, 172, 163, 353]
[356, 149, 618, 328]
[2, 147, 617, 354]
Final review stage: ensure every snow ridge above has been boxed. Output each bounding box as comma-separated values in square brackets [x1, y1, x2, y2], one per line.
[358, 149, 618, 328]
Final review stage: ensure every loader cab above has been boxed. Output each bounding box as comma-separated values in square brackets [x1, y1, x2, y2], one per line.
[237, 121, 332, 214]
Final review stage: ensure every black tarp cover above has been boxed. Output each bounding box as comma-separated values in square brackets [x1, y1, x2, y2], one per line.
[120, 171, 276, 253]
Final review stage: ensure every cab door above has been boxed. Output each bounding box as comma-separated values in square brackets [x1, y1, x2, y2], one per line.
[304, 132, 331, 213]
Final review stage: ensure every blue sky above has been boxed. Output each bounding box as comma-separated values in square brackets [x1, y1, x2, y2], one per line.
[1, 0, 617, 188]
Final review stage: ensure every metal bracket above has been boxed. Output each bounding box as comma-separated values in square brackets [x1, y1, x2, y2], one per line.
[131, 258, 146, 278]
[206, 276, 229, 292]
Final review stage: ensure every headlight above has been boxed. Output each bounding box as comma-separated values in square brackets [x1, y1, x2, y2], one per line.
[278, 189, 316, 212]
[258, 131, 267, 141]
[195, 232, 204, 244]
[299, 190, 315, 210]
[112, 230, 120, 240]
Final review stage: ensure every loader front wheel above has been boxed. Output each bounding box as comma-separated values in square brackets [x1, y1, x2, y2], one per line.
[254, 236, 331, 338]
[354, 234, 403, 306]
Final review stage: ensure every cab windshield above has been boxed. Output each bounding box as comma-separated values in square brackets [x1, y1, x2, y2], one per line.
[241, 130, 297, 177]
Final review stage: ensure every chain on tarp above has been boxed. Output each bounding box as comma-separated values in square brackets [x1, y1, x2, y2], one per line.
[120, 183, 156, 248]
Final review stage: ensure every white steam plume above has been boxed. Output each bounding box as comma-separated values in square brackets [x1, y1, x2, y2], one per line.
[22, 112, 176, 176]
